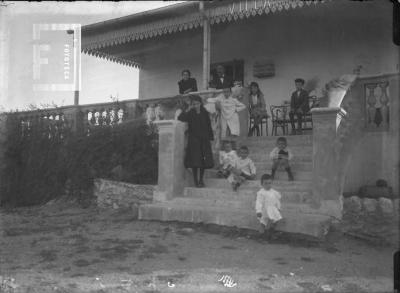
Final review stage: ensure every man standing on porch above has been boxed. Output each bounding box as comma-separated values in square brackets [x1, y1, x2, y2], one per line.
[212, 65, 233, 89]
[289, 78, 310, 135]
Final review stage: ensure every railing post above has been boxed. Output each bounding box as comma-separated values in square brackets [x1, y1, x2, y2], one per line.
[153, 120, 188, 202]
[0, 113, 8, 202]
[310, 107, 346, 219]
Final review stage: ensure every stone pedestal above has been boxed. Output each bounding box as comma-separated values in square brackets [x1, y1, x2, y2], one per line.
[153, 120, 187, 202]
[311, 107, 346, 218]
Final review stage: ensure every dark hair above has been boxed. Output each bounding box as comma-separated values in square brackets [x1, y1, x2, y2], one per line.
[250, 81, 259, 88]
[277, 137, 287, 144]
[182, 69, 191, 77]
[189, 94, 202, 104]
[222, 140, 232, 146]
[295, 78, 305, 85]
[249, 81, 262, 96]
[239, 146, 249, 152]
[261, 174, 272, 183]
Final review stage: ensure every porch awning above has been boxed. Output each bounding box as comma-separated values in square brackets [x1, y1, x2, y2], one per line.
[82, 0, 327, 67]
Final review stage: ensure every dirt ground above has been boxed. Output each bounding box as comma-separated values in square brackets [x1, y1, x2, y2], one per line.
[0, 200, 397, 293]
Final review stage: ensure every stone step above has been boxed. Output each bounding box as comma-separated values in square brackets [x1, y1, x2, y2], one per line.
[172, 197, 317, 212]
[238, 145, 313, 152]
[183, 187, 312, 204]
[138, 202, 331, 238]
[205, 169, 312, 181]
[253, 161, 312, 171]
[236, 135, 313, 144]
[203, 178, 312, 191]
[234, 147, 313, 157]
[248, 153, 312, 162]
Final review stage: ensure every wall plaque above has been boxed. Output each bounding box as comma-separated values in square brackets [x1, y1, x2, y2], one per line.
[253, 61, 275, 78]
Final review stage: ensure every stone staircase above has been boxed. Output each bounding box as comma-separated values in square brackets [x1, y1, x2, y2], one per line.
[139, 135, 333, 238]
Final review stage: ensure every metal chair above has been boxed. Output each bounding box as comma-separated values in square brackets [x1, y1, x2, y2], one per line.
[270, 105, 290, 136]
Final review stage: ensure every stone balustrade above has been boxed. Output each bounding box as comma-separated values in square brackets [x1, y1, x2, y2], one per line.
[6, 89, 225, 139]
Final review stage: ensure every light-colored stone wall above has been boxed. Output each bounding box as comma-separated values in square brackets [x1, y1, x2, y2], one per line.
[342, 196, 399, 246]
[139, 1, 397, 113]
[341, 75, 399, 196]
[94, 178, 154, 217]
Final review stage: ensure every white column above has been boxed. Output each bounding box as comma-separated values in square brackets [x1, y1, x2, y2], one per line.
[73, 25, 81, 106]
[200, 2, 210, 90]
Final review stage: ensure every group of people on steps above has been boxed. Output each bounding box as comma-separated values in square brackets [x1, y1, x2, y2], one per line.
[176, 64, 309, 239]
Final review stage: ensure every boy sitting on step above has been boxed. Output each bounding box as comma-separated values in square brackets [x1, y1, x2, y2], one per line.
[217, 140, 238, 178]
[227, 146, 256, 191]
[256, 173, 283, 240]
[269, 137, 294, 181]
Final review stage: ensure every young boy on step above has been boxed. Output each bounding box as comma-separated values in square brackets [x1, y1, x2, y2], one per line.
[269, 137, 294, 181]
[256, 173, 283, 240]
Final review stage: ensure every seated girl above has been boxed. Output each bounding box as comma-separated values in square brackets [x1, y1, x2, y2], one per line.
[248, 82, 268, 136]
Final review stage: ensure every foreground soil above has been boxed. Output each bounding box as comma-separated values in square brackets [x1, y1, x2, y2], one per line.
[0, 201, 397, 293]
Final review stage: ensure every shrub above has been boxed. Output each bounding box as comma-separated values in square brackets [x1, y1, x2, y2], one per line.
[0, 116, 158, 207]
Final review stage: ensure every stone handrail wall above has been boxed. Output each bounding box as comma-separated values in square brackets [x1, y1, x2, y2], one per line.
[5, 89, 224, 138]
[335, 73, 399, 196]
[310, 72, 399, 219]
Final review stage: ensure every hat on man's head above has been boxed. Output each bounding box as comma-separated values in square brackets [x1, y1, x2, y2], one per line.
[294, 78, 305, 84]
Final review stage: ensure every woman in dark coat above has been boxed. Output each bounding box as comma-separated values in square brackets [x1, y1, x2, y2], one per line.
[178, 69, 198, 94]
[178, 95, 214, 187]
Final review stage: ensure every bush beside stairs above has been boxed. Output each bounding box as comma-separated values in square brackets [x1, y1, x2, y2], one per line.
[139, 135, 333, 239]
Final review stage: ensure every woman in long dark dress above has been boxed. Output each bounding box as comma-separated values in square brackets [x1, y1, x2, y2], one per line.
[178, 95, 214, 187]
[178, 69, 198, 94]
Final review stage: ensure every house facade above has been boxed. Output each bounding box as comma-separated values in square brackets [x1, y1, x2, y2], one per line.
[6, 0, 392, 237]
[82, 0, 397, 104]
[81, 0, 399, 196]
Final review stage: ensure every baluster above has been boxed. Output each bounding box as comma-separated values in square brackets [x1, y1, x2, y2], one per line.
[366, 84, 377, 128]
[94, 111, 99, 126]
[118, 109, 124, 124]
[101, 110, 107, 126]
[379, 82, 389, 129]
[110, 109, 117, 125]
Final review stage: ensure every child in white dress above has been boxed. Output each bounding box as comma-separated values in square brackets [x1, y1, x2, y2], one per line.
[227, 146, 256, 191]
[217, 141, 238, 178]
[256, 174, 283, 239]
[207, 88, 246, 138]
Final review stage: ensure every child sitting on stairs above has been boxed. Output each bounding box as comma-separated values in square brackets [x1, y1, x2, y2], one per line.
[217, 140, 238, 179]
[227, 146, 256, 191]
[256, 173, 283, 240]
[269, 137, 294, 181]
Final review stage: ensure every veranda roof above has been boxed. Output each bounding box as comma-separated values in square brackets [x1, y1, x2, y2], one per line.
[81, 0, 327, 68]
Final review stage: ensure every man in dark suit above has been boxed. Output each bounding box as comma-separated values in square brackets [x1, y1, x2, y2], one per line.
[289, 78, 310, 135]
[211, 65, 233, 89]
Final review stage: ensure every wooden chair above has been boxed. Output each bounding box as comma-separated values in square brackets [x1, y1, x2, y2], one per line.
[248, 112, 269, 136]
[270, 105, 290, 136]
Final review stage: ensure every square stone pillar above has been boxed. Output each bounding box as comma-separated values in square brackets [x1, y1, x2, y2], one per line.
[311, 107, 346, 219]
[153, 120, 187, 202]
